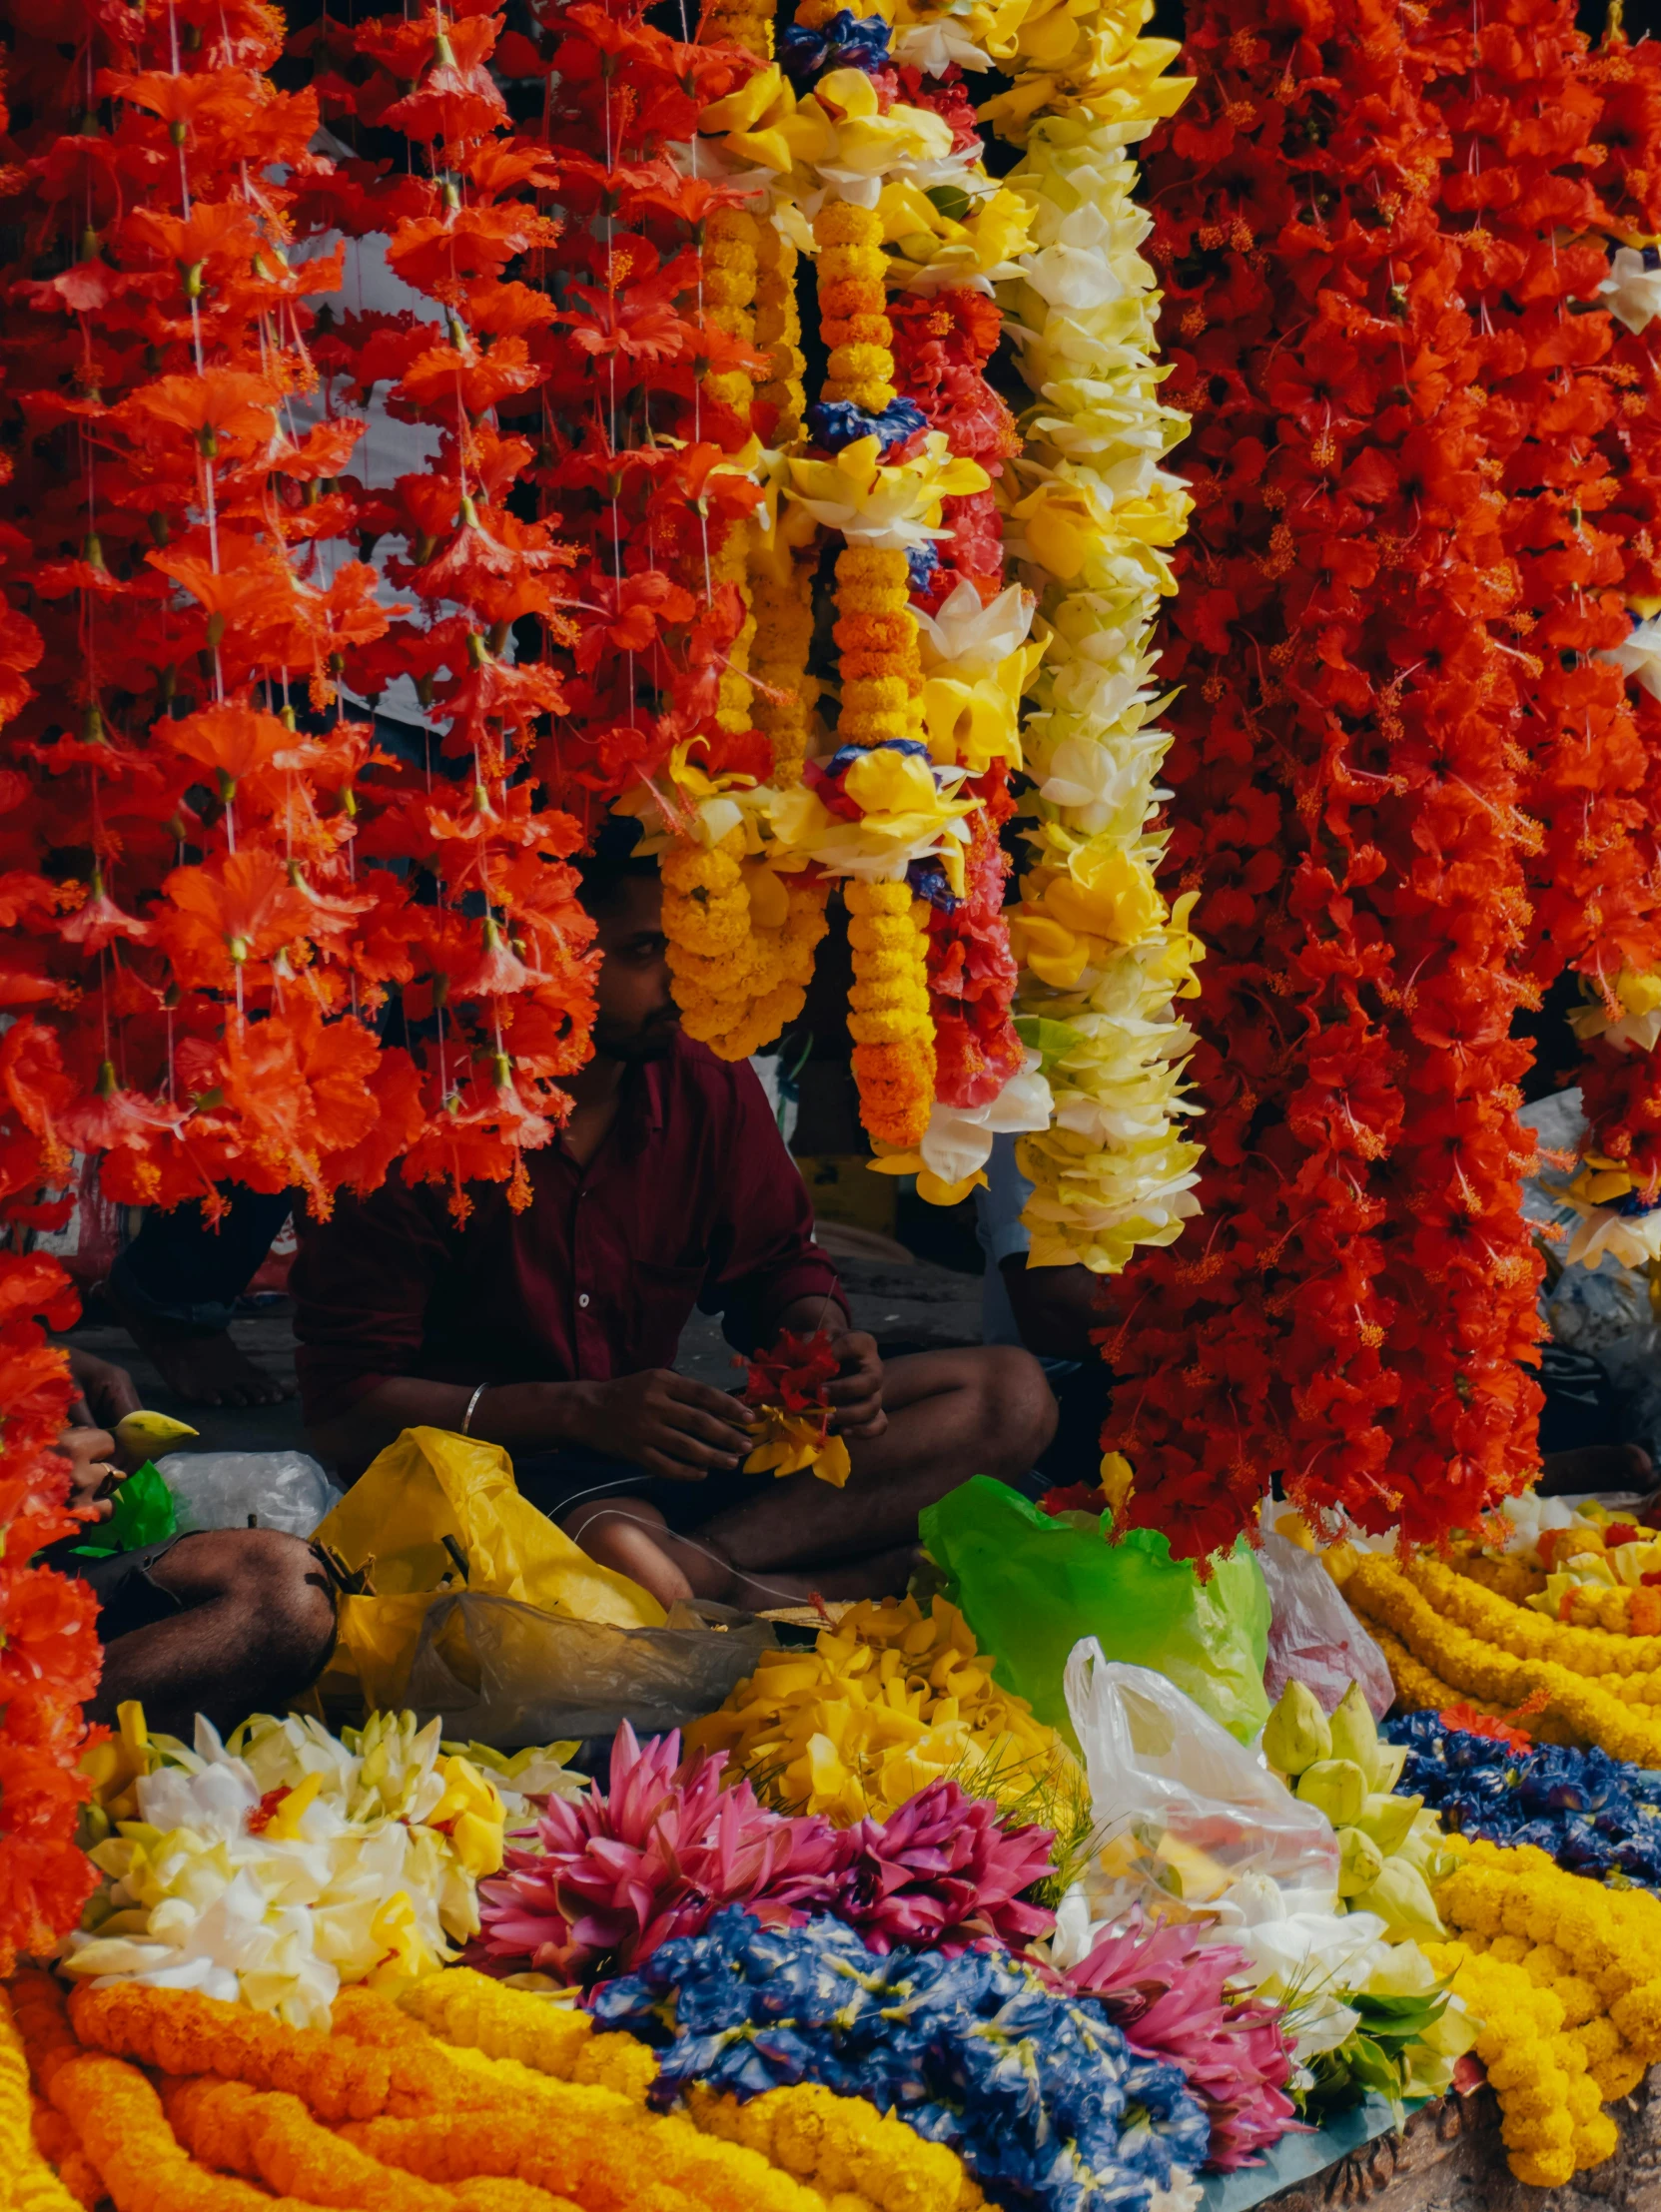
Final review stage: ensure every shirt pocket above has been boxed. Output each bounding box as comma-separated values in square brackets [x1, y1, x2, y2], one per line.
[626, 1257, 708, 1368]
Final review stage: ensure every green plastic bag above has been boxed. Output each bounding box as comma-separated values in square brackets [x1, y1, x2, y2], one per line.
[919, 1476, 1271, 1746]
[72, 1459, 178, 1559]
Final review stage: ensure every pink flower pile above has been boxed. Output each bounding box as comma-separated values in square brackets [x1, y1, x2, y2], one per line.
[475, 1722, 1056, 1982]
[1064, 1918, 1301, 2172]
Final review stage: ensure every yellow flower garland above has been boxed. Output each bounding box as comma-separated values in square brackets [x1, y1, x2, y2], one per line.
[982, 0, 1203, 1276]
[0, 1985, 83, 2212]
[1433, 1836, 1661, 2107]
[807, 194, 936, 1145]
[1418, 1939, 1610, 2187]
[846, 877, 936, 1147]
[1338, 1550, 1661, 1762]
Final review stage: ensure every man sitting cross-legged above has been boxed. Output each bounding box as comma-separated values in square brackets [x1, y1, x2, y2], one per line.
[293, 842, 1057, 1611]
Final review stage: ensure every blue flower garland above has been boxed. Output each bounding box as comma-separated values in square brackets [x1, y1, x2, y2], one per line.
[592, 1906, 1210, 2212]
[1383, 1712, 1661, 1886]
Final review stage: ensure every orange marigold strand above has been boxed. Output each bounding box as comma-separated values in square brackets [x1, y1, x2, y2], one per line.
[340, 2113, 699, 2212]
[48, 2049, 326, 2212]
[163, 2076, 574, 2212]
[68, 1983, 488, 2129]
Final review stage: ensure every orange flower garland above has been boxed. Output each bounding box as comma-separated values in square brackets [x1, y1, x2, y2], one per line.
[11, 1972, 832, 2212]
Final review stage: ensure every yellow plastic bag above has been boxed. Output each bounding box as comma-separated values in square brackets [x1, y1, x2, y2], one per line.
[303, 1426, 665, 1727]
[314, 1425, 665, 1623]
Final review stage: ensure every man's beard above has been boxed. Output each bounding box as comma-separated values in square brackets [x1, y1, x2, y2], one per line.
[592, 1008, 681, 1063]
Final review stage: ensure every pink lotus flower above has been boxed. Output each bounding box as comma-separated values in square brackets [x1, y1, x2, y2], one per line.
[826, 1780, 1056, 1953]
[475, 1731, 1060, 1984]
[476, 1722, 840, 1982]
[1066, 1917, 1303, 2172]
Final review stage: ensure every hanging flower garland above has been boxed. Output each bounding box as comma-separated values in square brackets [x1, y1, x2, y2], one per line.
[1546, 34, 1661, 1267]
[985, 0, 1205, 1277]
[1090, 0, 1553, 1558]
[0, 0, 420, 1215]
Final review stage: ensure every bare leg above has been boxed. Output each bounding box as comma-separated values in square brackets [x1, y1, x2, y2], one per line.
[562, 1347, 1057, 1608]
[90, 1529, 337, 1738]
[561, 1496, 698, 1610]
[562, 1495, 921, 1610]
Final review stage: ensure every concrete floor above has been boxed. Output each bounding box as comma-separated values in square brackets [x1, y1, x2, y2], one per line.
[64, 1254, 986, 1477]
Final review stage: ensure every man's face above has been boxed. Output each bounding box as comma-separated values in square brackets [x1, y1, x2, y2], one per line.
[588, 872, 680, 1063]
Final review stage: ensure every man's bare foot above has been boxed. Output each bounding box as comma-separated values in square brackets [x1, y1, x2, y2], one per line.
[562, 1495, 918, 1613]
[563, 1497, 698, 1610]
[106, 1291, 294, 1409]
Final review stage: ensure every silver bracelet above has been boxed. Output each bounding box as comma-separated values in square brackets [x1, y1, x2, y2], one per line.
[461, 1382, 490, 1437]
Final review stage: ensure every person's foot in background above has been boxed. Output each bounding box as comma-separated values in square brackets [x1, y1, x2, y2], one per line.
[1539, 1442, 1654, 1498]
[104, 1287, 294, 1408]
[103, 1183, 299, 1408]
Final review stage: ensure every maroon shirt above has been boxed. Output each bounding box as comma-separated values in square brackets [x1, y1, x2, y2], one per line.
[291, 1033, 840, 1430]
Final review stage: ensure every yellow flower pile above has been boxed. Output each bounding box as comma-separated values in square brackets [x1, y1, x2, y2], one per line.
[1430, 1833, 1661, 2174]
[1336, 1548, 1661, 1763]
[685, 1593, 1077, 1823]
[404, 1967, 985, 2212]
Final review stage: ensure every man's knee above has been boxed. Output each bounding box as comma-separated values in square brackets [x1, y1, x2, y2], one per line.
[964, 1345, 1060, 1472]
[156, 1527, 336, 1679]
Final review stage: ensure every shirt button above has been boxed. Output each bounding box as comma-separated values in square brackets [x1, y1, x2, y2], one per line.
[578, 1294, 590, 1308]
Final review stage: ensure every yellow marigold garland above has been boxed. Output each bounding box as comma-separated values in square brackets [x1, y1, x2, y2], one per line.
[17, 1970, 930, 2212]
[663, 828, 827, 1063]
[1418, 1939, 1609, 2187]
[1339, 1550, 1661, 1762]
[809, 198, 936, 1144]
[845, 877, 936, 1147]
[1433, 1837, 1661, 2109]
[0, 1985, 83, 2212]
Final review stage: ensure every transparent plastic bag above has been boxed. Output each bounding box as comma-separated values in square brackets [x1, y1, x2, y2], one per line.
[1259, 1530, 1394, 1720]
[157, 1449, 343, 1539]
[404, 1590, 778, 1747]
[1064, 1640, 1340, 1923]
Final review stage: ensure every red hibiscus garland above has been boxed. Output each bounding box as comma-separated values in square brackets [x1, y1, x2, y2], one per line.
[1099, 0, 1661, 1564]
[1099, 0, 1537, 1558]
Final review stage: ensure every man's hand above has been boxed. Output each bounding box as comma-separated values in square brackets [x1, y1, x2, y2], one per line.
[57, 1425, 124, 1523]
[823, 1330, 886, 1442]
[66, 1348, 143, 1438]
[569, 1370, 757, 1482]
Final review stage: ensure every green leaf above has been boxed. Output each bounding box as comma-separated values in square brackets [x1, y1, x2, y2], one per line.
[1013, 1015, 1084, 1075]
[69, 1458, 177, 1558]
[925, 185, 972, 224]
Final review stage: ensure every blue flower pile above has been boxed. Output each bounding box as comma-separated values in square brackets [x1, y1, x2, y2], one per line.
[591, 1905, 1210, 2212]
[1383, 1712, 1661, 1885]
